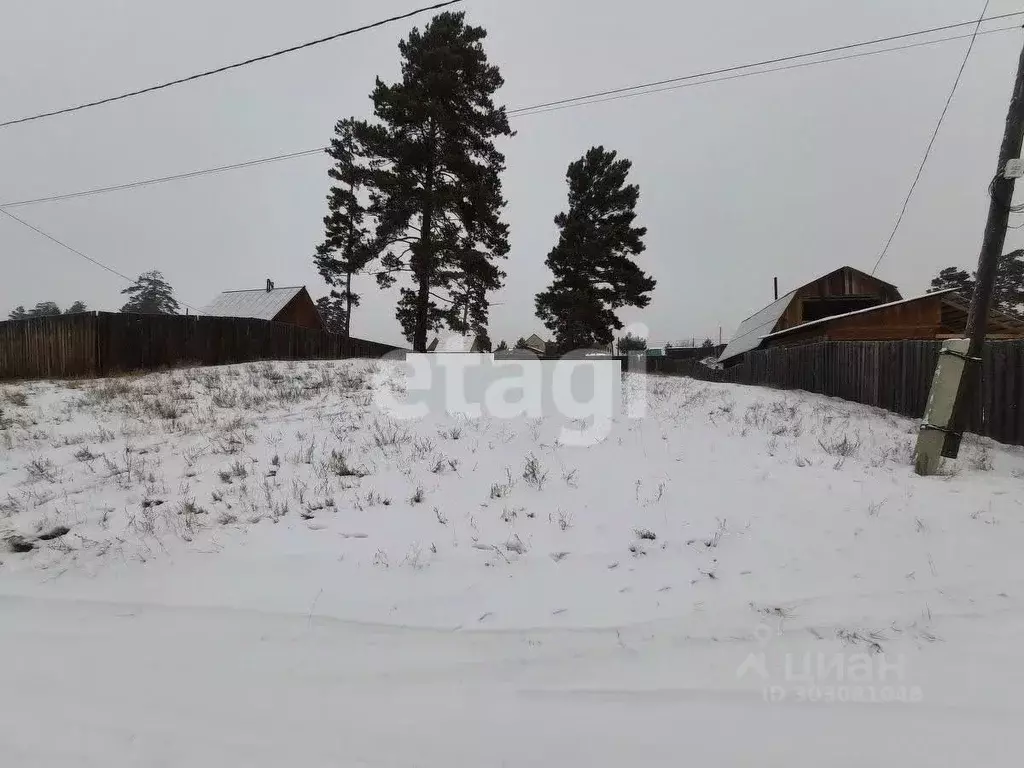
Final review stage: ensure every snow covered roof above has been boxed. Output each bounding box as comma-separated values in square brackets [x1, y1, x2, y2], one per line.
[200, 287, 306, 321]
[430, 333, 481, 353]
[718, 290, 797, 363]
[762, 289, 956, 341]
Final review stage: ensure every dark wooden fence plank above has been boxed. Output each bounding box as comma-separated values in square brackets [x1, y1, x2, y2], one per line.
[0, 312, 402, 382]
[638, 339, 1024, 448]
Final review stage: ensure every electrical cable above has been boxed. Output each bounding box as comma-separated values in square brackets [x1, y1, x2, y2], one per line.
[5, 20, 1021, 209]
[507, 9, 1022, 115]
[0, 0, 462, 128]
[0, 208, 203, 312]
[871, 1, 992, 275]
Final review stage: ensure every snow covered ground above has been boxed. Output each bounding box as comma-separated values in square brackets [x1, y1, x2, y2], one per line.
[2, 359, 1023, 765]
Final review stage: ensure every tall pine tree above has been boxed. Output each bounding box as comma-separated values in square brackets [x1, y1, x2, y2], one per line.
[352, 11, 512, 351]
[930, 266, 975, 295]
[28, 301, 62, 317]
[535, 146, 655, 351]
[993, 249, 1024, 315]
[315, 118, 371, 339]
[445, 246, 499, 347]
[121, 271, 179, 314]
[929, 250, 1024, 316]
[315, 294, 349, 334]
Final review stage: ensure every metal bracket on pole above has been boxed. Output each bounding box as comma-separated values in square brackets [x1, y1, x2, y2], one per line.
[1004, 158, 1024, 178]
[918, 423, 963, 438]
[938, 348, 981, 363]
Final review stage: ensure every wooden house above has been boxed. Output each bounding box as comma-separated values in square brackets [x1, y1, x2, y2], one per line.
[763, 289, 1024, 347]
[200, 282, 325, 331]
[719, 266, 1024, 366]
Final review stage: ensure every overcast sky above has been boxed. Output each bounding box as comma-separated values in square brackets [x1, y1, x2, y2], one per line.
[2, 0, 1023, 347]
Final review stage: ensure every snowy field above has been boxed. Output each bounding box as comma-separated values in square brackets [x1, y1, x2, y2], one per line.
[2, 359, 1023, 765]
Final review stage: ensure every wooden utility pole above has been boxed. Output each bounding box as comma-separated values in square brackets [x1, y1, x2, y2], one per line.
[942, 39, 1024, 459]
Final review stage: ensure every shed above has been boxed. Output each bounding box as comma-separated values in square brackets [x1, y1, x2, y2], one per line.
[200, 283, 325, 331]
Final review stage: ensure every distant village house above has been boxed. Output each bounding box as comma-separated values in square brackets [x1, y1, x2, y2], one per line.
[200, 281, 325, 331]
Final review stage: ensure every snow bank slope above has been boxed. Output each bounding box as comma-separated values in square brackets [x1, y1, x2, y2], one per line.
[2, 360, 1021, 632]
[2, 361, 1023, 765]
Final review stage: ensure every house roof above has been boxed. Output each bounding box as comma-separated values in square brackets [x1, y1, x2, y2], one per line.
[431, 333, 480, 353]
[762, 289, 955, 341]
[718, 290, 797, 363]
[200, 287, 306, 321]
[718, 266, 903, 364]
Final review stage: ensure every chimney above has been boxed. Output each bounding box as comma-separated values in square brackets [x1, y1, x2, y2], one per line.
[266, 279, 274, 293]
[774, 277, 779, 301]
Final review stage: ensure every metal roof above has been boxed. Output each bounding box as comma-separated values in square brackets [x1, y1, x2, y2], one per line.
[762, 289, 956, 341]
[200, 287, 306, 321]
[432, 333, 481, 353]
[718, 290, 797, 363]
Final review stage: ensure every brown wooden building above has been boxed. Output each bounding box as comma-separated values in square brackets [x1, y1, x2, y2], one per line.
[200, 283, 325, 331]
[763, 289, 1024, 348]
[720, 266, 1024, 365]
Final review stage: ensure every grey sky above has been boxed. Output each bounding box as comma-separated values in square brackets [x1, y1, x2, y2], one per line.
[1, 0, 1021, 348]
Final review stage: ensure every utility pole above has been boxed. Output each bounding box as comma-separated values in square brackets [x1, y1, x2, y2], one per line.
[916, 38, 1024, 473]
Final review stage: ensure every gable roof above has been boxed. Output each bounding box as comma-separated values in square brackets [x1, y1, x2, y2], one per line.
[201, 287, 307, 321]
[718, 290, 797, 363]
[430, 333, 481, 353]
[824, 265, 900, 296]
[718, 266, 903, 364]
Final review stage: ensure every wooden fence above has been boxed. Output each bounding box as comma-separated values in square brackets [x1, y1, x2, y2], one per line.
[0, 312, 404, 381]
[644, 340, 1024, 448]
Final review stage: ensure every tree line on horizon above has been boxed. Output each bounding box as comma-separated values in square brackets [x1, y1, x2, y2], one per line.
[7, 269, 180, 320]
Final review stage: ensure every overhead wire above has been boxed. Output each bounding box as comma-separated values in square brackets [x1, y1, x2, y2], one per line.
[0, 148, 327, 208]
[0, 208, 204, 312]
[3, 7, 1021, 301]
[0, 0, 463, 129]
[513, 24, 1022, 117]
[4, 18, 1023, 210]
[506, 9, 1024, 115]
[871, 0, 993, 275]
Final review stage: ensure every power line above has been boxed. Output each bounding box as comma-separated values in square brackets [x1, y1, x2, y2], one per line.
[0, 148, 327, 208]
[0, 208, 203, 312]
[507, 9, 1024, 115]
[512, 23, 1022, 118]
[4, 14, 1023, 209]
[872, 1, 992, 275]
[0, 0, 462, 129]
